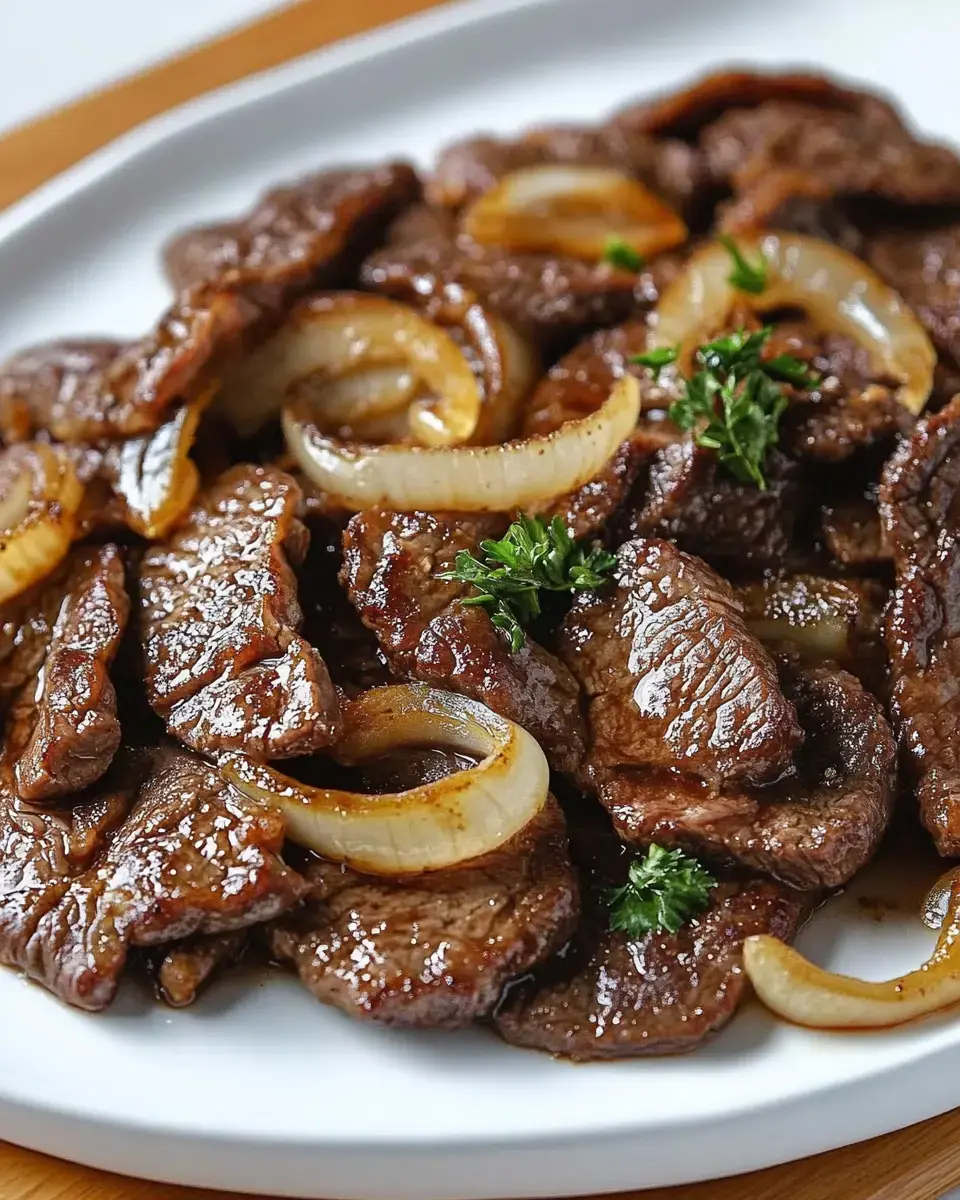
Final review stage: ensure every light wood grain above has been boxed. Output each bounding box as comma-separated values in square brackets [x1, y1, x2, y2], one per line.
[0, 1, 957, 1198]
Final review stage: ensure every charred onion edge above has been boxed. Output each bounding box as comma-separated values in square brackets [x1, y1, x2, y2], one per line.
[220, 684, 549, 875]
[283, 373, 641, 512]
[744, 879, 960, 1029]
[0, 443, 83, 604]
[215, 292, 483, 445]
[461, 165, 689, 260]
[649, 233, 936, 415]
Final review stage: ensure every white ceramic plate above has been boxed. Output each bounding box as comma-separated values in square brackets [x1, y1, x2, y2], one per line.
[2, 0, 960, 1195]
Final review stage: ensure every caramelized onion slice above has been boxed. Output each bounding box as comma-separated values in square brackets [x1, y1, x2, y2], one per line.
[283, 374, 641, 512]
[216, 293, 482, 445]
[651, 233, 936, 415]
[0, 443, 82, 603]
[462, 165, 688, 260]
[221, 684, 549, 875]
[100, 391, 211, 539]
[744, 879, 960, 1029]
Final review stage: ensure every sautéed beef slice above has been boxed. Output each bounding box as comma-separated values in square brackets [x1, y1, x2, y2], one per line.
[561, 540, 895, 888]
[0, 746, 306, 1010]
[601, 660, 895, 889]
[268, 795, 578, 1028]
[881, 395, 960, 853]
[561, 538, 802, 788]
[341, 509, 587, 776]
[0, 544, 128, 801]
[495, 811, 803, 1059]
[141, 465, 340, 759]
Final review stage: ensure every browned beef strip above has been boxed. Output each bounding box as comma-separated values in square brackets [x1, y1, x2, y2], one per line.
[630, 440, 802, 571]
[340, 510, 587, 775]
[0, 745, 306, 1010]
[560, 538, 802, 789]
[268, 795, 578, 1028]
[427, 124, 702, 214]
[602, 660, 895, 889]
[140, 465, 340, 759]
[879, 395, 960, 853]
[149, 930, 249, 1008]
[360, 234, 639, 345]
[163, 162, 421, 293]
[495, 812, 803, 1059]
[700, 101, 960, 208]
[867, 223, 960, 375]
[611, 69, 902, 140]
[0, 545, 129, 801]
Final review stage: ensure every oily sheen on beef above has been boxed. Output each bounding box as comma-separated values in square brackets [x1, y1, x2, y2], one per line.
[269, 796, 578, 1028]
[560, 539, 895, 888]
[0, 544, 129, 801]
[140, 465, 340, 758]
[495, 812, 803, 1059]
[880, 394, 960, 854]
[0, 746, 305, 1010]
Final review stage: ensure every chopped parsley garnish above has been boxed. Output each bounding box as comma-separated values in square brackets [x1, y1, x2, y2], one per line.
[634, 326, 816, 490]
[719, 233, 767, 295]
[629, 345, 678, 380]
[438, 514, 616, 652]
[602, 235, 644, 272]
[607, 844, 717, 937]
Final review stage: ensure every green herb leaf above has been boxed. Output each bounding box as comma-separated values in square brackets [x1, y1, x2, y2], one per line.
[629, 345, 679, 381]
[607, 844, 717, 937]
[438, 515, 616, 652]
[667, 325, 816, 489]
[719, 233, 767, 295]
[602, 235, 644, 272]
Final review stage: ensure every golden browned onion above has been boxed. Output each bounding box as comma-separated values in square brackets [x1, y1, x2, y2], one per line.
[0, 443, 83, 603]
[221, 684, 549, 875]
[99, 393, 210, 539]
[462, 165, 688, 260]
[215, 293, 483, 445]
[283, 374, 641, 512]
[650, 234, 936, 415]
[744, 878, 960, 1029]
[738, 576, 861, 662]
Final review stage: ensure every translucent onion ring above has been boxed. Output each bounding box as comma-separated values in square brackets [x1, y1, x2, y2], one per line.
[462, 165, 688, 260]
[744, 878, 960, 1029]
[0, 443, 83, 604]
[649, 233, 936, 415]
[215, 292, 482, 445]
[282, 374, 641, 512]
[221, 684, 549, 875]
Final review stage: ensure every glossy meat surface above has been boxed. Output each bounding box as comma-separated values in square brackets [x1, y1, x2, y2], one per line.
[880, 396, 960, 853]
[604, 661, 896, 888]
[561, 538, 802, 787]
[140, 465, 340, 758]
[341, 509, 587, 775]
[269, 796, 578, 1028]
[0, 746, 305, 1010]
[496, 814, 802, 1059]
[0, 545, 128, 801]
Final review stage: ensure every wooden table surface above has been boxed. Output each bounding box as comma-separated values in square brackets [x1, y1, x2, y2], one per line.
[0, 1, 958, 1197]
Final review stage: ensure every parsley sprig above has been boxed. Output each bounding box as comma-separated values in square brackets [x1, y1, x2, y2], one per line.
[719, 233, 767, 294]
[438, 515, 616, 652]
[602, 235, 644, 272]
[607, 844, 717, 937]
[631, 327, 817, 490]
